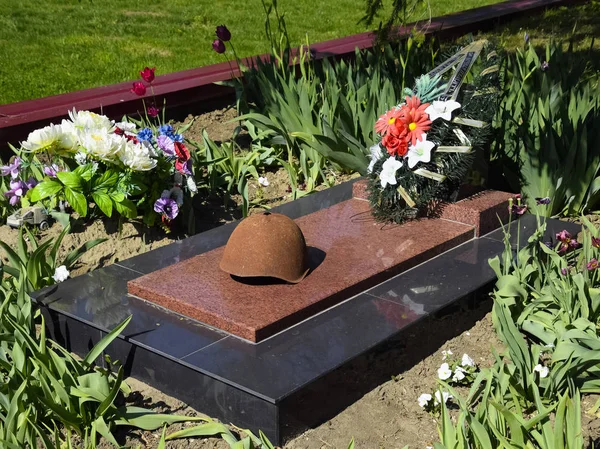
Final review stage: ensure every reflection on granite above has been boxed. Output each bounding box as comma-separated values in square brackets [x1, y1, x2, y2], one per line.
[482, 215, 581, 248]
[129, 199, 475, 342]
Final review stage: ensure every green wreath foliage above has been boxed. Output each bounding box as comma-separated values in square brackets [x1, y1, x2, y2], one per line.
[367, 41, 501, 223]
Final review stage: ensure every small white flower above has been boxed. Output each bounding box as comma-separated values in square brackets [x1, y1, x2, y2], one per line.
[407, 133, 436, 169]
[461, 354, 475, 367]
[258, 176, 270, 187]
[425, 100, 461, 122]
[367, 143, 384, 173]
[534, 364, 549, 378]
[115, 121, 137, 133]
[452, 367, 466, 382]
[52, 265, 70, 283]
[187, 176, 198, 194]
[437, 363, 452, 380]
[434, 390, 452, 405]
[74, 151, 88, 166]
[544, 343, 555, 349]
[418, 393, 432, 408]
[379, 157, 403, 188]
[441, 349, 453, 360]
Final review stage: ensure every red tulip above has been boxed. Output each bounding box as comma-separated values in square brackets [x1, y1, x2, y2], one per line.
[131, 81, 147, 96]
[147, 105, 160, 118]
[174, 142, 190, 161]
[140, 67, 156, 83]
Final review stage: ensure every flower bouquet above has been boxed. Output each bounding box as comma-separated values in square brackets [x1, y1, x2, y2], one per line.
[366, 40, 500, 223]
[4, 109, 197, 228]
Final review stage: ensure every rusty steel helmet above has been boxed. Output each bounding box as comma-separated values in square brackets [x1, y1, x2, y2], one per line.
[220, 212, 310, 284]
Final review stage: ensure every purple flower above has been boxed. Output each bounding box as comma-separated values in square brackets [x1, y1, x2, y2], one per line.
[157, 135, 175, 156]
[0, 157, 21, 179]
[4, 179, 27, 206]
[25, 177, 38, 189]
[154, 197, 179, 220]
[212, 39, 226, 54]
[216, 25, 231, 42]
[587, 258, 599, 271]
[561, 267, 568, 276]
[592, 237, 600, 249]
[536, 197, 551, 205]
[541, 61, 549, 71]
[556, 230, 580, 253]
[44, 164, 60, 178]
[524, 32, 530, 44]
[510, 204, 528, 216]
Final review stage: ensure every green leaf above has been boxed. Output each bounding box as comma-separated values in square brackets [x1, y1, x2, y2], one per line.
[91, 191, 113, 217]
[83, 316, 131, 366]
[114, 198, 137, 219]
[64, 187, 88, 217]
[93, 170, 119, 191]
[57, 171, 84, 190]
[30, 180, 63, 202]
[115, 406, 211, 430]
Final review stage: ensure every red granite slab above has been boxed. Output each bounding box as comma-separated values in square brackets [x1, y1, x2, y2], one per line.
[128, 199, 474, 342]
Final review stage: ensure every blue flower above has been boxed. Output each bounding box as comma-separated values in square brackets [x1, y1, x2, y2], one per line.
[170, 132, 184, 142]
[159, 124, 174, 135]
[137, 128, 153, 142]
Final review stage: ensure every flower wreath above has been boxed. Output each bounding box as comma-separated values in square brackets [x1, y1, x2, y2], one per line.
[366, 40, 500, 223]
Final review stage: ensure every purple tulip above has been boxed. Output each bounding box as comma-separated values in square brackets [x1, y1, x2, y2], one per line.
[157, 135, 175, 156]
[0, 157, 21, 179]
[4, 179, 27, 206]
[212, 39, 226, 54]
[154, 197, 179, 220]
[510, 204, 527, 216]
[556, 230, 580, 253]
[216, 25, 231, 42]
[560, 267, 568, 276]
[535, 197, 551, 205]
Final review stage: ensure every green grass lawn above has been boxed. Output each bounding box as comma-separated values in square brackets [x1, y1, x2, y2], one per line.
[0, 0, 502, 105]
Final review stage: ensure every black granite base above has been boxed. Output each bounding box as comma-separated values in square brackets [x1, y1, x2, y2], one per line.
[31, 180, 581, 444]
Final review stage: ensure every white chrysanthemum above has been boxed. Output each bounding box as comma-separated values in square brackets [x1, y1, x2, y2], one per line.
[461, 354, 475, 367]
[417, 393, 432, 408]
[534, 364, 549, 378]
[52, 265, 70, 283]
[58, 120, 79, 152]
[80, 128, 123, 163]
[69, 109, 113, 132]
[119, 140, 157, 171]
[74, 151, 88, 166]
[437, 363, 452, 380]
[434, 391, 452, 405]
[115, 121, 137, 133]
[21, 124, 62, 152]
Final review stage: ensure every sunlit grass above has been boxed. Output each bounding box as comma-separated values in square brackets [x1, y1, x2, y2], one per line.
[0, 0, 502, 104]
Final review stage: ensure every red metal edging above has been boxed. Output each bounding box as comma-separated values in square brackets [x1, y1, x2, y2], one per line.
[0, 0, 576, 152]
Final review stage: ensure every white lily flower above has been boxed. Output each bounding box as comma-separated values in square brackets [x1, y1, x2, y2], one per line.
[418, 393, 432, 408]
[367, 143, 384, 173]
[437, 363, 452, 380]
[379, 157, 403, 188]
[52, 265, 70, 283]
[258, 176, 270, 187]
[407, 134, 436, 169]
[461, 354, 475, 367]
[425, 100, 461, 122]
[434, 390, 452, 405]
[534, 364, 549, 378]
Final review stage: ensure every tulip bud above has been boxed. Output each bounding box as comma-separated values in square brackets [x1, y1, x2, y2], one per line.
[216, 25, 231, 42]
[131, 81, 147, 96]
[140, 67, 156, 83]
[212, 39, 226, 54]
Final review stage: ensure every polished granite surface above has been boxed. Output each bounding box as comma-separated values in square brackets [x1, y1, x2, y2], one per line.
[128, 199, 475, 342]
